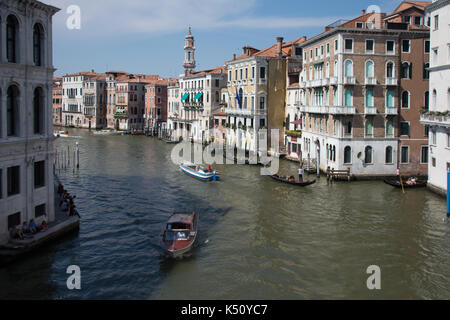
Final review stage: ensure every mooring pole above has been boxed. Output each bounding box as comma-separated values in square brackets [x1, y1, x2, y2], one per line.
[447, 170, 449, 222]
[76, 142, 80, 169]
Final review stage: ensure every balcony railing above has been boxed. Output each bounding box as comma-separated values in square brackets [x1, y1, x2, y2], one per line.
[329, 77, 337, 85]
[364, 107, 377, 115]
[420, 112, 450, 127]
[299, 105, 356, 115]
[225, 107, 267, 116]
[365, 77, 377, 85]
[259, 78, 267, 85]
[385, 107, 398, 115]
[343, 76, 356, 85]
[385, 77, 397, 86]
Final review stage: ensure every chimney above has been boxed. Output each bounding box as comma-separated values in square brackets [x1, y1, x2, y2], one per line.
[233, 53, 236, 60]
[242, 46, 247, 55]
[277, 37, 284, 57]
[362, 9, 366, 15]
[91, 69, 95, 73]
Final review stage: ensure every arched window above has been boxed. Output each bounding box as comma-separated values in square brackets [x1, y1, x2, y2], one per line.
[432, 89, 437, 108]
[33, 87, 44, 134]
[423, 63, 430, 79]
[365, 146, 373, 164]
[386, 62, 394, 78]
[238, 88, 243, 109]
[294, 114, 298, 130]
[366, 89, 374, 107]
[401, 91, 410, 108]
[346, 121, 352, 136]
[334, 60, 338, 77]
[385, 146, 393, 164]
[7, 15, 19, 63]
[344, 146, 352, 164]
[386, 90, 395, 107]
[7, 85, 20, 136]
[386, 120, 394, 137]
[33, 23, 44, 66]
[332, 145, 336, 162]
[401, 62, 412, 79]
[285, 114, 290, 130]
[365, 119, 373, 136]
[344, 60, 353, 77]
[424, 91, 429, 110]
[365, 61, 374, 78]
[344, 89, 352, 106]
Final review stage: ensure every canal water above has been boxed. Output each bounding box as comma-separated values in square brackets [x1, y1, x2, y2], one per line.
[0, 128, 449, 299]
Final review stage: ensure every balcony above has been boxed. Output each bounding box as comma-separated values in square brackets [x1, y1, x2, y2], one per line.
[385, 77, 397, 86]
[300, 81, 308, 88]
[321, 78, 329, 86]
[364, 107, 377, 115]
[365, 77, 377, 85]
[311, 79, 322, 87]
[343, 76, 356, 85]
[299, 105, 356, 115]
[329, 77, 337, 85]
[385, 107, 398, 115]
[259, 78, 267, 85]
[420, 112, 450, 128]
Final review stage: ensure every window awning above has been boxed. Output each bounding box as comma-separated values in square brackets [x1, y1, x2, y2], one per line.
[181, 93, 189, 101]
[313, 62, 324, 66]
[290, 119, 303, 125]
[194, 92, 203, 100]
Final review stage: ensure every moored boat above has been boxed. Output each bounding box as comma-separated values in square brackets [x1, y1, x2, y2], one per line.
[180, 161, 219, 181]
[160, 212, 199, 259]
[383, 179, 427, 189]
[268, 174, 316, 187]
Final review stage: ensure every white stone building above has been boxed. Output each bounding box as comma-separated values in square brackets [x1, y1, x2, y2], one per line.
[0, 0, 59, 245]
[421, 0, 450, 195]
[172, 28, 227, 143]
[167, 82, 180, 138]
[61, 71, 107, 129]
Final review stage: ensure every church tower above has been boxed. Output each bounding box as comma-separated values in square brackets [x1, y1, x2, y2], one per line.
[184, 26, 196, 76]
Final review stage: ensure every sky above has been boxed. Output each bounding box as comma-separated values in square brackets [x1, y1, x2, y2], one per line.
[42, 0, 402, 78]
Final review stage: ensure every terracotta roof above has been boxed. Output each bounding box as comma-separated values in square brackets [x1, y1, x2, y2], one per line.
[337, 12, 386, 28]
[63, 71, 98, 77]
[388, 1, 431, 16]
[184, 66, 226, 78]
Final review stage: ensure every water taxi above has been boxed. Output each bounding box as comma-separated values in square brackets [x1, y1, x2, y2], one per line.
[160, 212, 199, 259]
[180, 161, 219, 181]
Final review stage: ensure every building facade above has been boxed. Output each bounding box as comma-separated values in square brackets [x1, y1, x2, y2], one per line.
[225, 37, 305, 155]
[52, 77, 62, 127]
[0, 0, 59, 245]
[172, 28, 227, 143]
[167, 82, 180, 139]
[61, 71, 108, 129]
[421, 0, 450, 195]
[295, 3, 430, 177]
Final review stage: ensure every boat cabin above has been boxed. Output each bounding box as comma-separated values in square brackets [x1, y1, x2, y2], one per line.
[164, 214, 195, 241]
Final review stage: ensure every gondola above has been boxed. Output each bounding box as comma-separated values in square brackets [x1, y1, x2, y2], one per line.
[160, 212, 198, 259]
[383, 179, 427, 189]
[269, 174, 316, 187]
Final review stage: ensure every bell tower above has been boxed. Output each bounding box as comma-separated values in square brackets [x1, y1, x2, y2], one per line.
[184, 26, 196, 76]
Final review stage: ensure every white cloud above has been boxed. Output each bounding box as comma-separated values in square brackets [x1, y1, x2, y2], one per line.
[42, 0, 340, 37]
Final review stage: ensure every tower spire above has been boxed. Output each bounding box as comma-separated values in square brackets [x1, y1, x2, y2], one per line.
[184, 26, 195, 76]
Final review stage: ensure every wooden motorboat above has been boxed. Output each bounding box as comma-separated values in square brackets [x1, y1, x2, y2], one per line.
[383, 179, 427, 189]
[269, 174, 316, 187]
[180, 161, 219, 181]
[160, 212, 199, 259]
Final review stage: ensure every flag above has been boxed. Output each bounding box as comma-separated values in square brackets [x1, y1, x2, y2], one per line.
[235, 88, 242, 109]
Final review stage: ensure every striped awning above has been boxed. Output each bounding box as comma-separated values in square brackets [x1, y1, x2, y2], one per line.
[193, 92, 203, 100]
[181, 93, 189, 101]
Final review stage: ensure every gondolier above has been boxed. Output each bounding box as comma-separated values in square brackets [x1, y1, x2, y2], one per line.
[298, 166, 303, 182]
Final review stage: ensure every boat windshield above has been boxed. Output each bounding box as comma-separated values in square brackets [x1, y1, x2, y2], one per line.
[165, 231, 189, 241]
